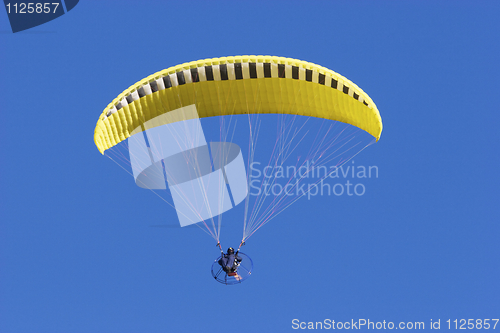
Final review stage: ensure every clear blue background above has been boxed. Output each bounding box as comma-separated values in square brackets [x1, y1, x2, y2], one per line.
[1, 1, 499, 332]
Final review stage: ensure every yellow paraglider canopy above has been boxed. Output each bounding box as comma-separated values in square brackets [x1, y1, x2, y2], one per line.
[94, 55, 382, 154]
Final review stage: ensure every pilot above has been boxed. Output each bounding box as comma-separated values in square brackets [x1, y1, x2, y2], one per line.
[219, 247, 242, 273]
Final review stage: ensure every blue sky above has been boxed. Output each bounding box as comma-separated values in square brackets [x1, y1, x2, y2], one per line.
[1, 1, 499, 332]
